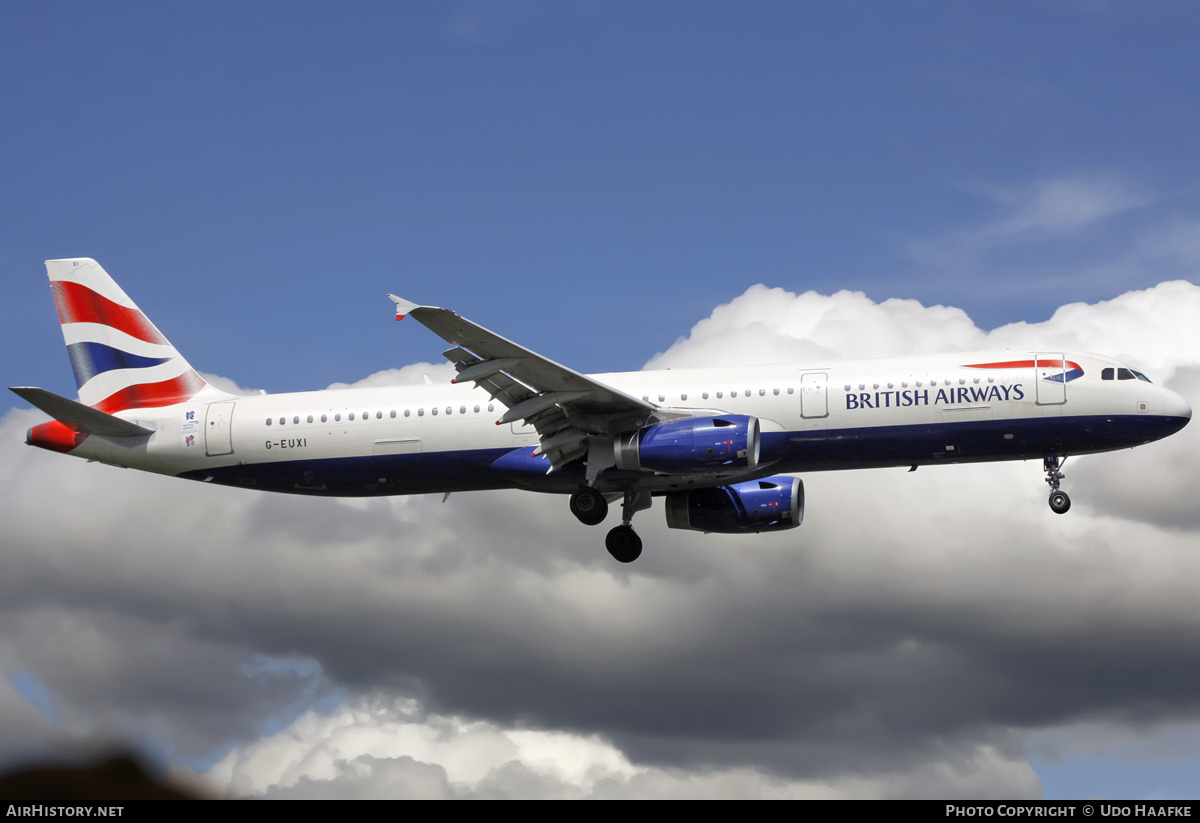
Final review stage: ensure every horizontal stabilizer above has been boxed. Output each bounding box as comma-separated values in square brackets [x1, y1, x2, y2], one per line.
[9, 387, 154, 437]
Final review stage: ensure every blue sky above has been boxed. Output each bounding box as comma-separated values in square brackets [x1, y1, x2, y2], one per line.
[6, 2, 1200, 392]
[3, 1, 1200, 800]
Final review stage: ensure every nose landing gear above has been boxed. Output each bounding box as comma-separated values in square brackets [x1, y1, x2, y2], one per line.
[1044, 454, 1071, 514]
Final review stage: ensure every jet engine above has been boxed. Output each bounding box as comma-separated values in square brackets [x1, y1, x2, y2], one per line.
[614, 415, 760, 474]
[664, 475, 804, 534]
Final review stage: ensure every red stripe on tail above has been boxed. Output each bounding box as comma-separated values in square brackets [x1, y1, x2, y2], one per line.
[50, 281, 168, 345]
[91, 371, 208, 414]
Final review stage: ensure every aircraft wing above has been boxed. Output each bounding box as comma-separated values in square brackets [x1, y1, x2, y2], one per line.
[390, 296, 656, 470]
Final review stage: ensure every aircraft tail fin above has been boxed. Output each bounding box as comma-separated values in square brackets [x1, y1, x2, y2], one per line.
[44, 258, 211, 413]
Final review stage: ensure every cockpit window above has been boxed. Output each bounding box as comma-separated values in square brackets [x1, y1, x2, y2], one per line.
[1103, 366, 1153, 383]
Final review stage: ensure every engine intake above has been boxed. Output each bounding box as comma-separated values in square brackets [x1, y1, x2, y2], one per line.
[665, 475, 804, 534]
[614, 415, 760, 474]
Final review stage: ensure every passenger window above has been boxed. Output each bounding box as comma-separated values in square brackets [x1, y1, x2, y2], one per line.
[488, 404, 495, 412]
[377, 411, 383, 419]
[390, 410, 396, 418]
[773, 388, 780, 396]
[279, 417, 285, 426]
[759, 389, 766, 396]
[702, 392, 709, 400]
[432, 408, 439, 415]
[349, 413, 355, 421]
[459, 406, 466, 414]
[321, 414, 328, 423]
[307, 415, 313, 424]
[681, 393, 688, 401]
[293, 416, 299, 425]
[335, 414, 341, 422]
[418, 409, 424, 417]
[474, 405, 480, 413]
[404, 409, 411, 417]
[266, 418, 272, 426]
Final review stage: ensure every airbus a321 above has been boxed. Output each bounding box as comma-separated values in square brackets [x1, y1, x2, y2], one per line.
[11, 258, 1192, 562]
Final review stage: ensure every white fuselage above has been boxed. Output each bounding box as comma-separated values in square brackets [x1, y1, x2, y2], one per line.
[60, 350, 1191, 498]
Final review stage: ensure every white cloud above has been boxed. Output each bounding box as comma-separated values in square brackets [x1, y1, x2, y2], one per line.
[325, 362, 456, 391]
[197, 372, 262, 397]
[900, 177, 1159, 303]
[988, 280, 1200, 383]
[202, 695, 1041, 799]
[984, 178, 1153, 236]
[646, 285, 986, 368]
[652, 278, 1200, 381]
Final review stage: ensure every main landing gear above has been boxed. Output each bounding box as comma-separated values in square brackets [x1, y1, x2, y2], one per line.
[1044, 453, 1071, 514]
[568, 488, 650, 563]
[606, 492, 651, 563]
[569, 487, 608, 526]
[606, 525, 641, 563]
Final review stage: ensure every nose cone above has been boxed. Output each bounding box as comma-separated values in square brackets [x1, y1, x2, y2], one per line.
[1166, 388, 1195, 422]
[1164, 388, 1192, 431]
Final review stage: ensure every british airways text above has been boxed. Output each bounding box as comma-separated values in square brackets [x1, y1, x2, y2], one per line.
[846, 384, 1025, 410]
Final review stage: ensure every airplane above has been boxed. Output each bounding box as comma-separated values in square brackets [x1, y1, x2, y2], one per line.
[10, 258, 1193, 563]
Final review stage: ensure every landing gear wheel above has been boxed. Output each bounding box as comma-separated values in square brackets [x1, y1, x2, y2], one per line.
[605, 525, 643, 563]
[1043, 454, 1071, 514]
[570, 488, 608, 526]
[1048, 490, 1071, 514]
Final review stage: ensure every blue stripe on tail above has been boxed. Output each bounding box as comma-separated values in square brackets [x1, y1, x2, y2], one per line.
[66, 341, 173, 389]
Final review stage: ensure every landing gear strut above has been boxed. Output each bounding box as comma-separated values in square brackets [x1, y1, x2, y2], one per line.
[1044, 453, 1071, 514]
[605, 492, 651, 563]
[569, 487, 608, 526]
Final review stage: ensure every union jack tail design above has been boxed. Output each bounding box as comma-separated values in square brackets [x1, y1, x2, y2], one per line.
[46, 258, 210, 413]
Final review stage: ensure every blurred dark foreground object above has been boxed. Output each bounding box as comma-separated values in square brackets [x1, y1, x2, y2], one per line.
[0, 752, 206, 800]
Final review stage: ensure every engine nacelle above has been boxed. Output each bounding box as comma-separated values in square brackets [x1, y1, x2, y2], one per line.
[665, 475, 804, 534]
[614, 415, 760, 474]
